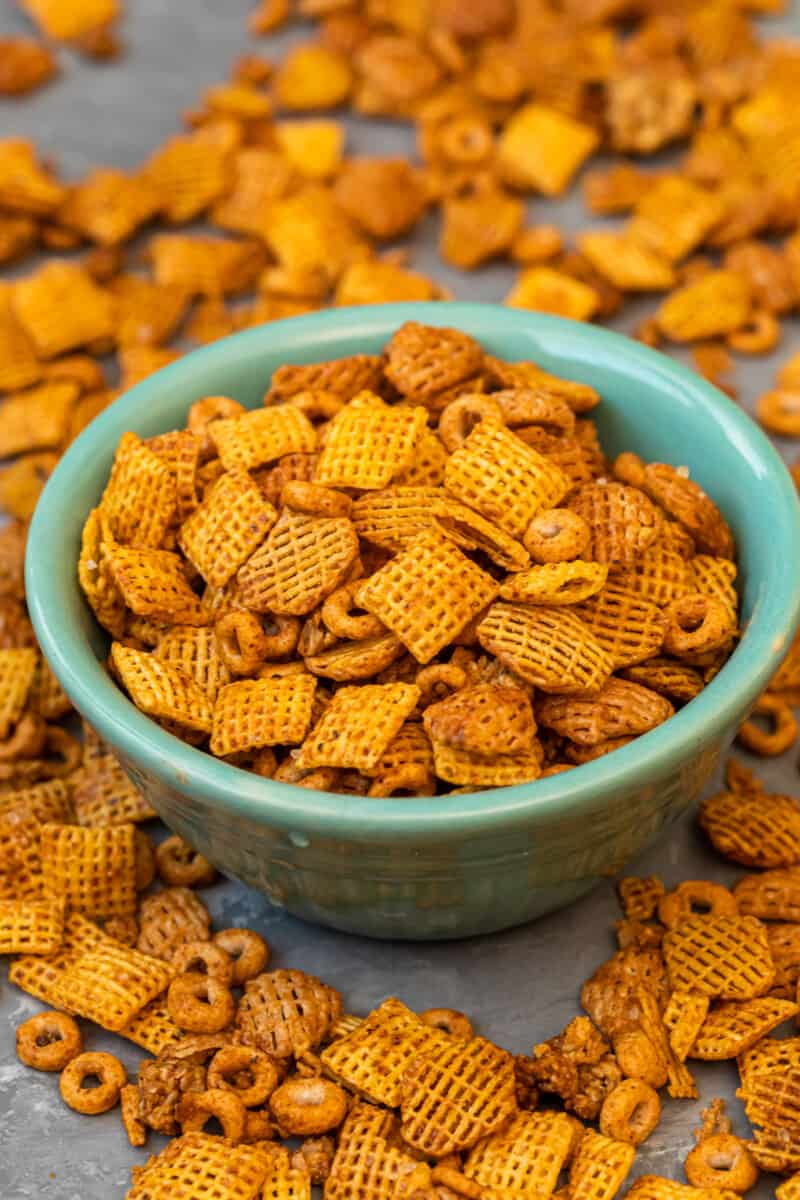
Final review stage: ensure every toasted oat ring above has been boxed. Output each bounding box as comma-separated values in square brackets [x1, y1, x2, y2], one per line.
[269, 1076, 348, 1136]
[728, 309, 780, 355]
[207, 1046, 280, 1107]
[523, 508, 590, 563]
[281, 480, 352, 518]
[437, 115, 493, 165]
[756, 388, 800, 437]
[261, 614, 301, 660]
[156, 834, 217, 888]
[216, 611, 271, 676]
[172, 940, 233, 985]
[188, 395, 246, 459]
[39, 726, 83, 778]
[167, 973, 235, 1034]
[612, 1029, 668, 1090]
[415, 663, 468, 709]
[684, 1134, 759, 1191]
[134, 829, 156, 891]
[16, 1011, 83, 1072]
[737, 692, 798, 756]
[285, 389, 344, 422]
[599, 1078, 660, 1146]
[438, 394, 503, 453]
[421, 1008, 473, 1039]
[0, 713, 47, 760]
[430, 1166, 483, 1199]
[178, 1087, 247, 1141]
[59, 1051, 127, 1114]
[658, 880, 738, 929]
[663, 594, 733, 658]
[367, 765, 435, 797]
[213, 928, 270, 985]
[322, 582, 384, 641]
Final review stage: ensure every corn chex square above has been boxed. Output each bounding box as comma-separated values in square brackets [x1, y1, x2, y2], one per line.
[118, 996, 184, 1057]
[0, 814, 44, 900]
[179, 468, 277, 588]
[0, 380, 78, 459]
[8, 911, 106, 1007]
[111, 643, 214, 734]
[0, 898, 65, 955]
[40, 821, 138, 919]
[53, 937, 175, 1031]
[296, 683, 419, 772]
[154, 626, 231, 700]
[569, 1129, 636, 1200]
[237, 509, 359, 616]
[358, 529, 499, 664]
[211, 405, 316, 472]
[210, 675, 317, 757]
[72, 754, 156, 827]
[314, 396, 428, 490]
[663, 915, 776, 1000]
[324, 1102, 431, 1200]
[464, 1110, 575, 1197]
[127, 1133, 274, 1200]
[99, 432, 177, 549]
[400, 1036, 517, 1156]
[0, 646, 37, 738]
[11, 261, 114, 359]
[445, 419, 568, 538]
[108, 545, 208, 626]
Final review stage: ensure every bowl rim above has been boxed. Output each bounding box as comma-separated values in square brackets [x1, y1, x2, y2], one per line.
[26, 302, 800, 842]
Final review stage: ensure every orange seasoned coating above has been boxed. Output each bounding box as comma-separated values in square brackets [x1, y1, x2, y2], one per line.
[478, 603, 613, 695]
[40, 822, 138, 919]
[210, 675, 317, 757]
[178, 468, 277, 588]
[663, 915, 776, 1000]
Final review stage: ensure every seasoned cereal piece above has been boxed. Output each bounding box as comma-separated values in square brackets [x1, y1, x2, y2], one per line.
[656, 271, 751, 342]
[662, 990, 710, 1063]
[629, 178, 726, 264]
[40, 822, 138, 919]
[581, 948, 668, 1040]
[54, 936, 174, 1032]
[446, 420, 569, 539]
[210, 675, 317, 757]
[383, 321, 483, 402]
[699, 789, 800, 869]
[734, 869, 800, 922]
[351, 487, 446, 552]
[126, 1132, 273, 1199]
[536, 680, 674, 746]
[611, 547, 692, 607]
[109, 274, 190, 348]
[296, 683, 419, 772]
[432, 741, 542, 788]
[72, 753, 155, 827]
[575, 584, 667, 670]
[628, 461, 734, 559]
[237, 509, 359, 616]
[210, 407, 316, 474]
[0, 284, 41, 393]
[618, 877, 665, 922]
[179, 469, 277, 588]
[107, 546, 208, 626]
[12, 261, 113, 360]
[577, 230, 675, 292]
[58, 169, 161, 247]
[111, 644, 214, 735]
[0, 898, 64, 955]
[154, 627, 230, 701]
[477, 603, 612, 695]
[324, 1100, 431, 1200]
[569, 483, 661, 566]
[142, 125, 237, 225]
[663, 915, 775, 1000]
[506, 267, 599, 321]
[264, 185, 366, 283]
[149, 234, 266, 297]
[463, 1109, 574, 1196]
[0, 647, 37, 738]
[0, 377, 76, 460]
[606, 68, 697, 155]
[273, 42, 352, 110]
[401, 1036, 517, 1156]
[0, 139, 65, 216]
[569, 1128, 635, 1200]
[691, 996, 798, 1061]
[441, 184, 524, 270]
[359, 530, 498, 664]
[100, 433, 177, 549]
[137, 887, 211, 962]
[315, 397, 427, 490]
[424, 684, 535, 757]
[498, 104, 599, 196]
[266, 354, 383, 404]
[334, 157, 428, 240]
[237, 968, 341, 1059]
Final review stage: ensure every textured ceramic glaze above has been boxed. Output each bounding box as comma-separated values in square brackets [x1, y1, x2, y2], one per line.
[26, 303, 800, 939]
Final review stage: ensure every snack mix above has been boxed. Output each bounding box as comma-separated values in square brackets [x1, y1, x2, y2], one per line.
[3, 0, 800, 1197]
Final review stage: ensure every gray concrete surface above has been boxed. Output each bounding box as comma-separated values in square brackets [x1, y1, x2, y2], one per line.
[1, 1, 799, 1196]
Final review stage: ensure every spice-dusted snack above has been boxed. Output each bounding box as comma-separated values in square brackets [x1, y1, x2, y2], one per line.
[78, 323, 739, 797]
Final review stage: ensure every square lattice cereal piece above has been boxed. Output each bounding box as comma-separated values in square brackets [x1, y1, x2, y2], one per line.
[211, 407, 316, 472]
[145, 430, 202, 524]
[54, 937, 175, 1032]
[127, 1132, 273, 1200]
[0, 898, 64, 954]
[637, 986, 698, 1101]
[18, 0, 118, 41]
[358, 530, 499, 664]
[0, 779, 73, 826]
[0, 813, 44, 900]
[236, 968, 341, 1059]
[393, 428, 448, 487]
[569, 1130, 635, 1200]
[664, 915, 775, 1000]
[383, 322, 483, 403]
[618, 876, 665, 921]
[351, 486, 444, 551]
[154, 627, 231, 700]
[118, 996, 184, 1057]
[12, 261, 114, 359]
[629, 177, 727, 264]
[296, 683, 419, 772]
[570, 483, 662, 566]
[325, 1101, 431, 1200]
[0, 283, 41, 393]
[662, 990, 709, 1062]
[477, 603, 613, 694]
[734, 869, 800, 922]
[690, 996, 798, 1061]
[0, 380, 78, 459]
[266, 354, 383, 404]
[314, 397, 427, 490]
[424, 683, 536, 758]
[576, 230, 675, 292]
[498, 103, 599, 196]
[575, 584, 667, 669]
[626, 1180, 736, 1200]
[610, 547, 692, 607]
[211, 675, 317, 757]
[0, 646, 37, 738]
[400, 1036, 517, 1156]
[432, 741, 542, 788]
[9, 911, 106, 1006]
[72, 754, 156, 827]
[59, 168, 161, 247]
[321, 997, 452, 1109]
[100, 433, 177, 549]
[40, 822, 138, 918]
[262, 1149, 311, 1200]
[108, 545, 208, 626]
[464, 1110, 575, 1197]
[237, 509, 359, 616]
[699, 790, 800, 870]
[111, 644, 214, 734]
[445, 420, 568, 538]
[178, 468, 277, 588]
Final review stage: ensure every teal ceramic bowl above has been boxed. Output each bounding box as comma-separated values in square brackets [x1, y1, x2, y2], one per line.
[26, 303, 800, 940]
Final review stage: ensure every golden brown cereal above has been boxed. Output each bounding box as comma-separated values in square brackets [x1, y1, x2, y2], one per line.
[111, 644, 214, 735]
[477, 603, 613, 694]
[737, 693, 798, 757]
[137, 887, 211, 962]
[523, 508, 591, 563]
[569, 1128, 636, 1200]
[684, 1134, 759, 1193]
[699, 789, 800, 868]
[0, 647, 37, 739]
[463, 1109, 575, 1196]
[176, 1087, 247, 1142]
[324, 1100, 431, 1200]
[172, 941, 232, 985]
[167, 973, 235, 1034]
[658, 881, 739, 931]
[12, 261, 114, 360]
[420, 1008, 473, 1040]
[0, 897, 64, 955]
[179, 469, 277, 589]
[619, 877, 665, 922]
[40, 822, 137, 919]
[207, 1046, 279, 1108]
[297, 682, 419, 772]
[108, 546, 209, 627]
[270, 1075, 348, 1135]
[663, 915, 775, 1000]
[500, 561, 608, 607]
[156, 836, 217, 889]
[537, 680, 673, 747]
[498, 103, 599, 196]
[662, 990, 710, 1063]
[636, 987, 698, 1102]
[60, 1050, 127, 1115]
[16, 1011, 82, 1072]
[692, 996, 798, 1061]
[55, 938, 175, 1032]
[211, 675, 317, 757]
[237, 968, 341, 1060]
[424, 683, 535, 758]
[663, 594, 735, 660]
